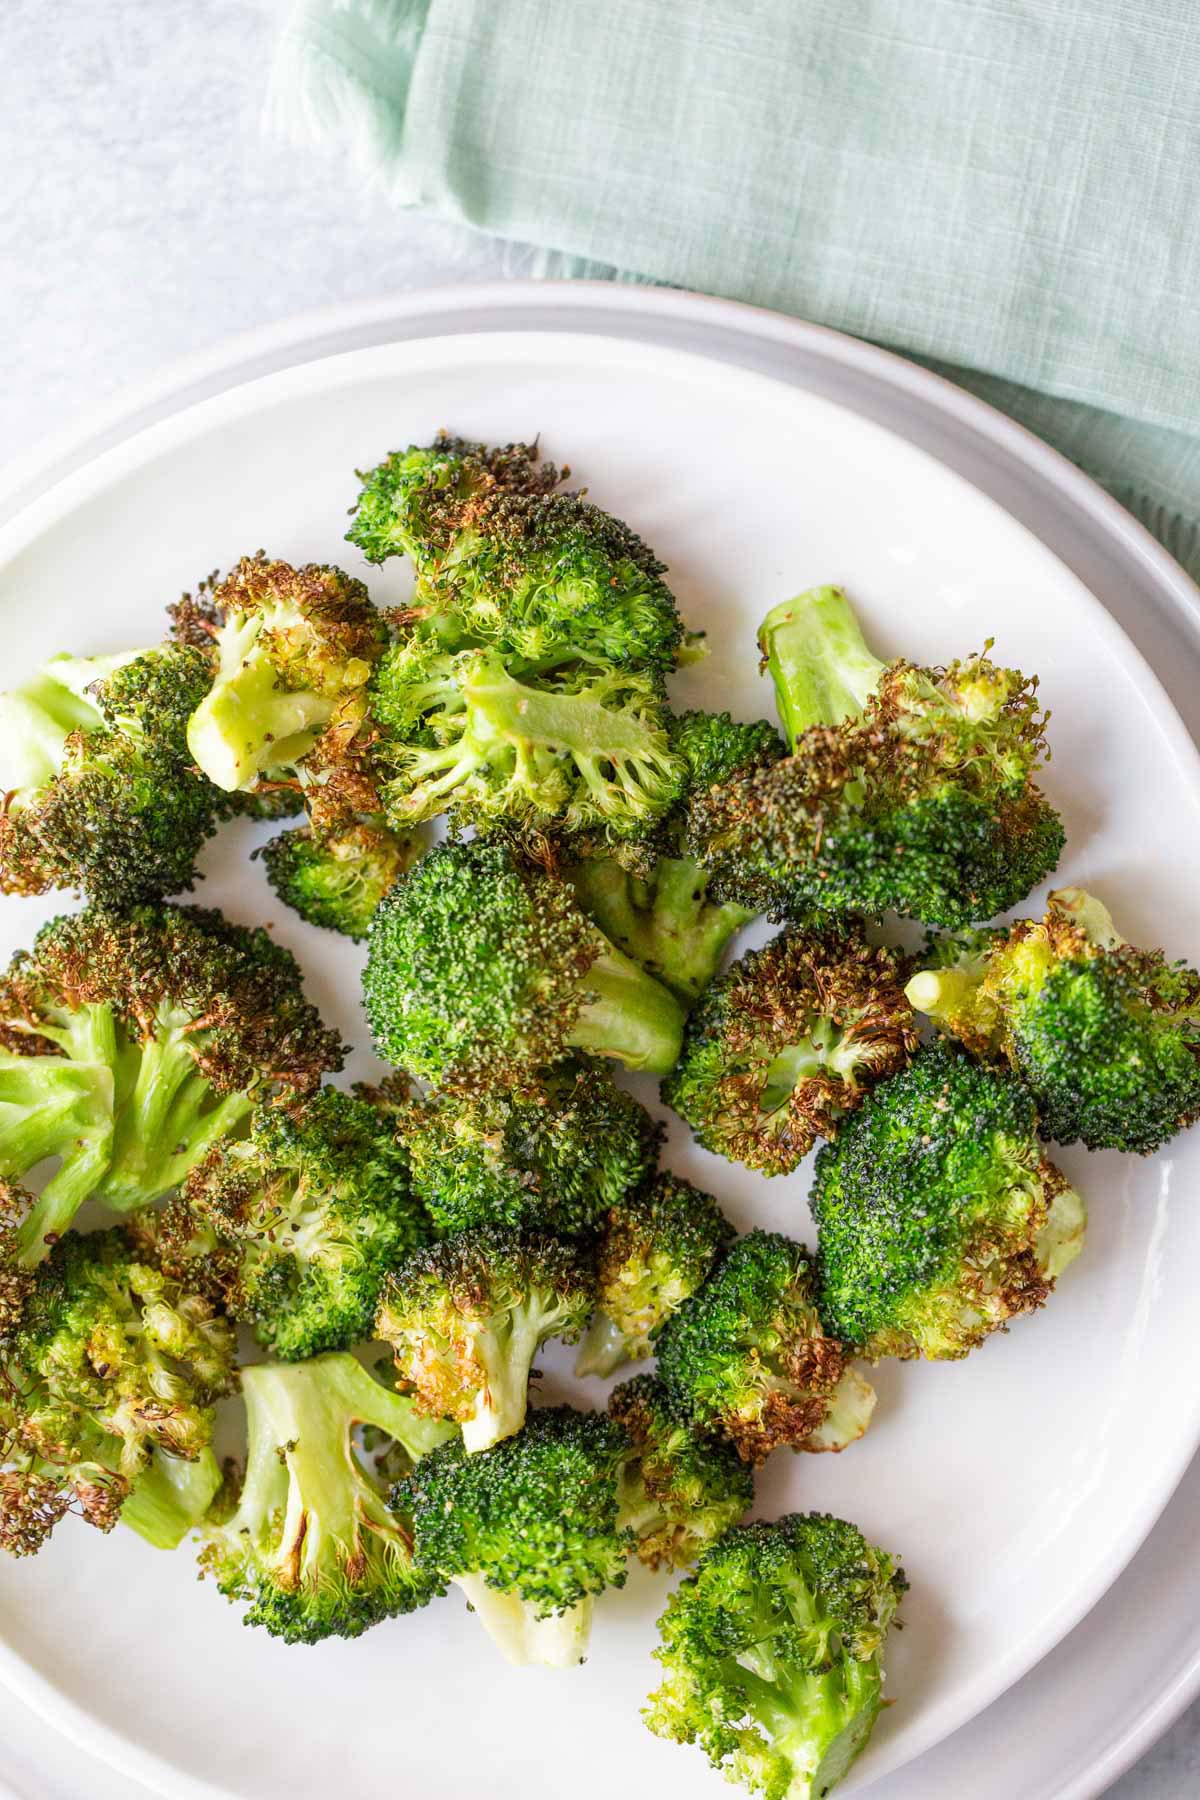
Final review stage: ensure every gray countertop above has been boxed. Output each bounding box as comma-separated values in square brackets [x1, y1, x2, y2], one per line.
[0, 3, 1196, 1795]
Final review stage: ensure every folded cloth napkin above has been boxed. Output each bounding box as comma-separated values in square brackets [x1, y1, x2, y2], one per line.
[268, 0, 1200, 578]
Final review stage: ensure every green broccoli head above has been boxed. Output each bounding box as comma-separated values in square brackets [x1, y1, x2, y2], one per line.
[663, 927, 918, 1175]
[392, 1059, 661, 1236]
[655, 1231, 876, 1466]
[257, 818, 421, 940]
[180, 1086, 430, 1361]
[0, 645, 223, 905]
[184, 555, 388, 793]
[610, 1374, 753, 1570]
[347, 435, 684, 674]
[0, 903, 345, 1251]
[812, 1041, 1087, 1360]
[377, 1227, 595, 1453]
[398, 1404, 632, 1666]
[362, 839, 685, 1093]
[644, 1512, 907, 1800]
[0, 1226, 236, 1558]
[197, 1353, 450, 1643]
[575, 1173, 734, 1378]
[691, 586, 1064, 928]
[907, 887, 1200, 1155]
[370, 642, 686, 845]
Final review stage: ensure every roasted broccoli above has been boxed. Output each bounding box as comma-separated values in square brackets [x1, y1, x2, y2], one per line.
[692, 585, 1064, 927]
[399, 1404, 632, 1666]
[0, 1227, 236, 1557]
[362, 839, 686, 1092]
[197, 1353, 450, 1643]
[907, 887, 1200, 1155]
[257, 817, 420, 940]
[393, 1060, 661, 1236]
[576, 1172, 734, 1378]
[0, 904, 344, 1264]
[0, 645, 223, 904]
[183, 555, 388, 793]
[567, 709, 785, 1003]
[177, 1086, 429, 1361]
[812, 1041, 1087, 1360]
[347, 435, 685, 674]
[662, 927, 918, 1175]
[655, 1231, 876, 1465]
[377, 1227, 594, 1453]
[644, 1513, 907, 1800]
[369, 638, 685, 844]
[610, 1374, 753, 1569]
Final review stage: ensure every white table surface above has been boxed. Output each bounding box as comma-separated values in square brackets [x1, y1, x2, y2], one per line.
[1, 3, 1197, 1796]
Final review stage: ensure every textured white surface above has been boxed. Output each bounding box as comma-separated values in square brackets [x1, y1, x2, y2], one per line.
[0, 4, 1197, 1798]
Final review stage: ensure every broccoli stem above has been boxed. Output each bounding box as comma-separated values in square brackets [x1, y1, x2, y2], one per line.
[121, 1447, 222, 1549]
[451, 1571, 593, 1668]
[461, 1301, 564, 1452]
[186, 615, 333, 792]
[0, 1053, 115, 1264]
[904, 966, 981, 1022]
[466, 656, 665, 766]
[1049, 886, 1123, 949]
[98, 1026, 258, 1211]
[733, 1623, 883, 1799]
[568, 944, 685, 1076]
[574, 1310, 632, 1379]
[1037, 1177, 1087, 1280]
[571, 856, 752, 1004]
[801, 1366, 877, 1452]
[758, 587, 885, 750]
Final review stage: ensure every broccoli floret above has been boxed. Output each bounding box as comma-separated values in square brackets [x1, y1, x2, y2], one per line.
[348, 435, 684, 674]
[377, 1228, 594, 1453]
[812, 1041, 1087, 1360]
[0, 904, 344, 1256]
[398, 1404, 632, 1666]
[0, 1227, 236, 1557]
[0, 645, 223, 905]
[369, 641, 685, 844]
[907, 887, 1200, 1155]
[393, 1059, 661, 1236]
[257, 818, 421, 940]
[567, 710, 785, 1003]
[610, 1375, 753, 1570]
[644, 1513, 907, 1800]
[362, 839, 686, 1093]
[184, 555, 388, 793]
[178, 1087, 429, 1361]
[662, 928, 918, 1176]
[197, 1353, 449, 1643]
[655, 1231, 876, 1466]
[575, 1173, 734, 1378]
[692, 586, 1064, 928]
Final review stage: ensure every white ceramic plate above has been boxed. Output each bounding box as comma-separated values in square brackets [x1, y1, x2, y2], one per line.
[2, 327, 1199, 1800]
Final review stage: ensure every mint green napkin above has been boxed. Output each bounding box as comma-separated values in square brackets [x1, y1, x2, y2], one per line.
[268, 0, 1200, 578]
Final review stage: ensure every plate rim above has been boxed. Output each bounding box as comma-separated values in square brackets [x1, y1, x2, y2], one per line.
[1, 282, 1198, 1800]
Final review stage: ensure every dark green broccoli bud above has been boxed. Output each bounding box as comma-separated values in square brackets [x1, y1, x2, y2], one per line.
[184, 555, 388, 793]
[655, 1231, 876, 1466]
[347, 435, 684, 674]
[644, 1512, 907, 1800]
[576, 1173, 734, 1378]
[370, 641, 685, 845]
[812, 1041, 1087, 1360]
[662, 928, 918, 1176]
[197, 1353, 450, 1643]
[567, 710, 786, 1002]
[257, 818, 421, 940]
[907, 886, 1200, 1155]
[377, 1227, 595, 1453]
[610, 1374, 752, 1570]
[179, 1087, 430, 1361]
[0, 645, 224, 905]
[0, 1227, 236, 1558]
[398, 1404, 631, 1666]
[0, 903, 345, 1242]
[392, 1059, 661, 1236]
[692, 585, 1064, 928]
[362, 839, 686, 1093]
